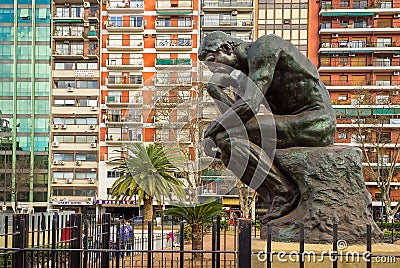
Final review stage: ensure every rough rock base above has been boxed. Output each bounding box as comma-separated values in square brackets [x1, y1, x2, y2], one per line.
[260, 146, 383, 244]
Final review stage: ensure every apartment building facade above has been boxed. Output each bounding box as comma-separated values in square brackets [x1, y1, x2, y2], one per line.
[0, 0, 52, 213]
[49, 0, 101, 213]
[97, 0, 199, 216]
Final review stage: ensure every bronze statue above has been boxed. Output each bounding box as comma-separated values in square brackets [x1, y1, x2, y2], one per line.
[198, 31, 337, 222]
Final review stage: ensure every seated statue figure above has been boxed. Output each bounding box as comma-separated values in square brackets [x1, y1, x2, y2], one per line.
[198, 31, 337, 222]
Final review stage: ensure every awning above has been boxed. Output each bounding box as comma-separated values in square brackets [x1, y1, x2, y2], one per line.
[334, 108, 372, 116]
[156, 11, 192, 15]
[373, 108, 400, 115]
[321, 12, 374, 17]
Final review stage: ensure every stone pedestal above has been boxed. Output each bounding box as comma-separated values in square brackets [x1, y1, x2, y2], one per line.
[260, 146, 383, 244]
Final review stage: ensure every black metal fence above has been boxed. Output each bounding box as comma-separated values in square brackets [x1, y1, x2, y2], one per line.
[0, 213, 254, 268]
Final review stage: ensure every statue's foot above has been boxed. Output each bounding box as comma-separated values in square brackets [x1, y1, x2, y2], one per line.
[261, 191, 300, 224]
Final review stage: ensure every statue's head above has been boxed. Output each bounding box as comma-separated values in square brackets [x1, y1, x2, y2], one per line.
[198, 31, 244, 73]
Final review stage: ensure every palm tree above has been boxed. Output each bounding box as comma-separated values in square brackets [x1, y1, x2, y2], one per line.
[164, 198, 222, 259]
[110, 143, 186, 222]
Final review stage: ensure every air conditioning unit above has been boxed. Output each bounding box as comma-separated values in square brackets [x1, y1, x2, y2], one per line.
[59, 161, 64, 165]
[62, 197, 69, 202]
[67, 87, 74, 92]
[61, 124, 67, 129]
[332, 33, 339, 38]
[66, 178, 73, 184]
[349, 53, 355, 57]
[394, 71, 400, 76]
[88, 178, 95, 184]
[100, 104, 107, 111]
[91, 106, 98, 111]
[65, 2, 70, 7]
[52, 160, 60, 165]
[394, 54, 400, 58]
[84, 22, 89, 27]
[231, 10, 238, 16]
[87, 197, 94, 202]
[53, 124, 59, 129]
[395, 14, 400, 18]
[90, 143, 97, 148]
[51, 178, 58, 183]
[52, 197, 60, 202]
[374, 14, 379, 18]
[393, 90, 399, 95]
[89, 125, 95, 130]
[52, 141, 60, 147]
[76, 161, 82, 166]
[84, 2, 91, 8]
[47, 208, 60, 213]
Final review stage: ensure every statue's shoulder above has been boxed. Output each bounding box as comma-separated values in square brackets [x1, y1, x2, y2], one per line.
[247, 35, 284, 63]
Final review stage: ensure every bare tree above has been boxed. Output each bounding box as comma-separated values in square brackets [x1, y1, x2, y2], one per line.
[338, 87, 400, 221]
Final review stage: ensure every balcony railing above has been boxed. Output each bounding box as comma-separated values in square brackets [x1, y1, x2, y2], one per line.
[106, 38, 144, 50]
[203, 0, 253, 8]
[107, 0, 144, 9]
[322, 80, 400, 87]
[105, 19, 144, 31]
[155, 58, 191, 66]
[320, 1, 399, 9]
[155, 20, 193, 29]
[203, 19, 253, 27]
[320, 21, 400, 30]
[156, 38, 192, 47]
[154, 77, 192, 86]
[156, 0, 192, 9]
[106, 115, 142, 123]
[319, 58, 400, 67]
[106, 58, 143, 69]
[320, 41, 400, 48]
[106, 75, 143, 86]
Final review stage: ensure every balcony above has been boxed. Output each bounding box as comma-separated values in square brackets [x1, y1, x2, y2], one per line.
[105, 115, 142, 125]
[106, 58, 143, 70]
[318, 58, 400, 72]
[202, 18, 253, 29]
[153, 95, 192, 106]
[155, 38, 192, 51]
[105, 19, 145, 32]
[202, 0, 253, 11]
[319, 41, 400, 54]
[154, 77, 192, 86]
[53, 29, 84, 41]
[105, 96, 143, 107]
[320, 22, 400, 35]
[52, 106, 99, 115]
[322, 79, 400, 91]
[106, 75, 143, 88]
[155, 58, 192, 69]
[52, 48, 85, 60]
[156, 0, 193, 12]
[106, 0, 144, 14]
[320, 1, 400, 10]
[106, 38, 144, 51]
[200, 176, 238, 196]
[155, 19, 193, 32]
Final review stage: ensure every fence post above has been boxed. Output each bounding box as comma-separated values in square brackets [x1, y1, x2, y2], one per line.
[212, 219, 216, 268]
[179, 221, 184, 268]
[216, 215, 220, 268]
[70, 214, 82, 268]
[12, 215, 28, 268]
[299, 223, 304, 268]
[238, 218, 251, 268]
[332, 223, 338, 268]
[51, 217, 57, 268]
[101, 214, 111, 268]
[147, 221, 153, 268]
[266, 223, 272, 268]
[366, 224, 372, 268]
[83, 219, 89, 268]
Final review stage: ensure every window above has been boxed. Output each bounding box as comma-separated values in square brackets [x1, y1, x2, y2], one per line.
[340, 0, 349, 7]
[109, 16, 123, 27]
[340, 19, 349, 27]
[378, 154, 390, 164]
[377, 38, 392, 47]
[376, 57, 391, 67]
[338, 94, 348, 101]
[338, 133, 347, 139]
[380, 132, 391, 143]
[351, 134, 365, 143]
[376, 95, 390, 104]
[107, 170, 124, 178]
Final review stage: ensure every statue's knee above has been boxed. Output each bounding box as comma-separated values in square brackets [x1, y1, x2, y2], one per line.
[214, 132, 229, 147]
